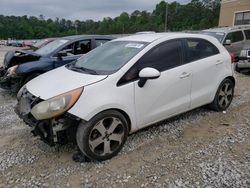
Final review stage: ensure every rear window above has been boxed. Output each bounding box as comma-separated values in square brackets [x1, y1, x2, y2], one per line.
[244, 29, 250, 40]
[184, 38, 220, 63]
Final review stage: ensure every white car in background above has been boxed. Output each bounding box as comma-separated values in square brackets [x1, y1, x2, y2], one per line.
[15, 33, 235, 161]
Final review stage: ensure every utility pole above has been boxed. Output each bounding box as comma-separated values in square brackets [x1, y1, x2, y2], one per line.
[165, 2, 168, 32]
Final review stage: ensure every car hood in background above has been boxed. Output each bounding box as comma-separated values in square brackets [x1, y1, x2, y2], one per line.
[26, 66, 108, 100]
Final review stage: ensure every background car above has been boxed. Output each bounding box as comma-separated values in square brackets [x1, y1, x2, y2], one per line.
[0, 35, 114, 92]
[201, 26, 250, 61]
[235, 45, 250, 73]
[15, 33, 235, 161]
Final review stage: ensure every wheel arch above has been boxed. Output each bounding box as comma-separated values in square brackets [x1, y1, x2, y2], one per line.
[225, 76, 235, 86]
[95, 108, 132, 132]
[210, 75, 236, 104]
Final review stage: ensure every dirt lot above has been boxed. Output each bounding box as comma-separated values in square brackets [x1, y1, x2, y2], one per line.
[0, 46, 249, 188]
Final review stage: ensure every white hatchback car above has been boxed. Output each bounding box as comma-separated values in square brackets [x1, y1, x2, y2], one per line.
[15, 33, 235, 161]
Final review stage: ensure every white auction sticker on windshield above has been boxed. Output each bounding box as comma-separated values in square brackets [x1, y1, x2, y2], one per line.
[125, 43, 144, 48]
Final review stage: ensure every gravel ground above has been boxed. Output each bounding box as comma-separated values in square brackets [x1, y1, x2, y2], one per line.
[0, 47, 249, 187]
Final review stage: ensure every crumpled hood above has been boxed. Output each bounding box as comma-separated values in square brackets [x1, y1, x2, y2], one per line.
[26, 66, 108, 100]
[4, 49, 41, 68]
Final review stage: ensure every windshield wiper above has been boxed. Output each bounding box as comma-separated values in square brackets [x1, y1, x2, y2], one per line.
[69, 65, 99, 75]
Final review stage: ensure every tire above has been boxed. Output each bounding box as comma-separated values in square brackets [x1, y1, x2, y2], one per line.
[76, 110, 129, 161]
[209, 79, 234, 111]
[235, 63, 241, 73]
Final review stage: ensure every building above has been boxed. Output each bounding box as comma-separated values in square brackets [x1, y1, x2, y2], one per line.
[219, 0, 250, 27]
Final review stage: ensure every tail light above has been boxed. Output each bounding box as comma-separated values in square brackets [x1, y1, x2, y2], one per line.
[230, 53, 234, 64]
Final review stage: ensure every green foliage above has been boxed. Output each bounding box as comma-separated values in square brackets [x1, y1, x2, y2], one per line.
[0, 0, 220, 39]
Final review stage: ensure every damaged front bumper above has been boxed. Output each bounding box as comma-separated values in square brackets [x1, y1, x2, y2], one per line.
[0, 67, 22, 92]
[15, 87, 81, 146]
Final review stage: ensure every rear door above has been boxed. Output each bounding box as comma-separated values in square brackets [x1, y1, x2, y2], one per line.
[183, 38, 222, 108]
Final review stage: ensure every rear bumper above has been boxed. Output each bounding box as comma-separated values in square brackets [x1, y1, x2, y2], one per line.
[237, 60, 250, 69]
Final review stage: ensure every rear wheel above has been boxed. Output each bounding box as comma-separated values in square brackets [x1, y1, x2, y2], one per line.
[76, 110, 128, 161]
[209, 79, 234, 111]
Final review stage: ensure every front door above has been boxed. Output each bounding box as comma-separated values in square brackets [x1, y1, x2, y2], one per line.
[131, 39, 192, 128]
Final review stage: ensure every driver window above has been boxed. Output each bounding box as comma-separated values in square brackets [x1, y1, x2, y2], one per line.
[59, 43, 74, 56]
[117, 40, 182, 86]
[75, 40, 91, 54]
[58, 40, 91, 57]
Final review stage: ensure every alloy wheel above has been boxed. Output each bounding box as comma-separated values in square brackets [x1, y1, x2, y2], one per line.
[218, 82, 233, 108]
[89, 117, 125, 156]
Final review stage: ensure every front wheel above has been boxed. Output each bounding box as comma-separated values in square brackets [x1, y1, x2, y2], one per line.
[76, 110, 129, 161]
[209, 78, 234, 111]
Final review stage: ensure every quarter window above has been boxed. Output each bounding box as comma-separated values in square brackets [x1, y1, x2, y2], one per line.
[184, 38, 219, 63]
[224, 31, 244, 43]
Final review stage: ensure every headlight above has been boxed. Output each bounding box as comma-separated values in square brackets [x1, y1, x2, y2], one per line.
[31, 87, 83, 120]
[7, 65, 18, 76]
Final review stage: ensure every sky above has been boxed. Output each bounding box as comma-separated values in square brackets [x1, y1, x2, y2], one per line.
[0, 0, 191, 21]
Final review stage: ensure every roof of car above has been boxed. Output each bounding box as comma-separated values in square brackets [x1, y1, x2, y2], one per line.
[202, 26, 250, 33]
[62, 35, 114, 40]
[114, 32, 214, 43]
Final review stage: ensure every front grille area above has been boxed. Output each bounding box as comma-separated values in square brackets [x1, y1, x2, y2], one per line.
[15, 87, 79, 146]
[21, 87, 43, 108]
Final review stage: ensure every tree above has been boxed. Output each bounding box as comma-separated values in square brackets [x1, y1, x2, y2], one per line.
[0, 0, 221, 39]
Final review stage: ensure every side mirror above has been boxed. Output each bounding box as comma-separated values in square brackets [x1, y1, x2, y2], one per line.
[138, 67, 160, 88]
[224, 39, 231, 46]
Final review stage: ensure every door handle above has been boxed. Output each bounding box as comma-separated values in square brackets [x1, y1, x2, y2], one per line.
[216, 60, 223, 65]
[180, 72, 191, 79]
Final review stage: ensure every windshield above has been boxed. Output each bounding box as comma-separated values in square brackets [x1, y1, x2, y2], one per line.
[35, 39, 68, 56]
[71, 41, 148, 75]
[200, 31, 225, 42]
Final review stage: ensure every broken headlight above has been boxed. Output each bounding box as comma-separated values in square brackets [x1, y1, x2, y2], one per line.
[31, 87, 83, 120]
[7, 65, 18, 76]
